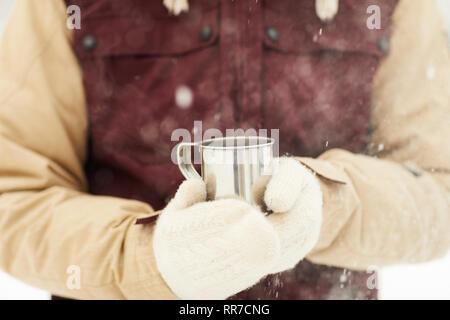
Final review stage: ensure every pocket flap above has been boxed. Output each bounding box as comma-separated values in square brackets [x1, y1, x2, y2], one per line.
[73, 5, 219, 58]
[263, 1, 396, 57]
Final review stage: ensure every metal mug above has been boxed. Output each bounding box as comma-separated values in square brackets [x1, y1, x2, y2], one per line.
[177, 136, 275, 205]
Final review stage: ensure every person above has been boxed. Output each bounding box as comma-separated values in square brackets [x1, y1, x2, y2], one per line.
[0, 0, 449, 300]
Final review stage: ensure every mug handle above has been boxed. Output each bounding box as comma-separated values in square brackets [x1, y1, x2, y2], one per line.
[177, 142, 202, 180]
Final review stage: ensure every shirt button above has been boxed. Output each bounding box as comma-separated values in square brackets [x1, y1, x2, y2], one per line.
[200, 26, 213, 41]
[266, 27, 279, 42]
[377, 37, 390, 54]
[82, 35, 97, 51]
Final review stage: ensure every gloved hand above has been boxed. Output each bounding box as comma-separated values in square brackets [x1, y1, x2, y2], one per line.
[153, 179, 280, 300]
[262, 158, 323, 274]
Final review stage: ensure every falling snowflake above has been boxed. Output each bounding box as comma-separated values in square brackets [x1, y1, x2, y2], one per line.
[175, 85, 193, 109]
[340, 269, 348, 283]
[426, 64, 436, 80]
[377, 143, 384, 152]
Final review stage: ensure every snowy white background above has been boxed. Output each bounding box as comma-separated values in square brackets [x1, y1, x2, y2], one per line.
[0, 0, 449, 300]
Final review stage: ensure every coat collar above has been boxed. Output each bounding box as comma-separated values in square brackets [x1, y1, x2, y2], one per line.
[163, 0, 339, 22]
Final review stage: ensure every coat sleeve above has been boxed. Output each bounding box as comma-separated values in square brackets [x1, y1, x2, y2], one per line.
[301, 0, 450, 270]
[0, 0, 175, 299]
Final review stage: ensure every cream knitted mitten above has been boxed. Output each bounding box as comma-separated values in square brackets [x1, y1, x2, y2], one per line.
[264, 158, 323, 274]
[153, 179, 280, 300]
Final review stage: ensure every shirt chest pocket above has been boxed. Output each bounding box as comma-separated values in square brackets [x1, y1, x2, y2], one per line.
[263, 0, 396, 58]
[261, 0, 397, 156]
[72, 0, 221, 165]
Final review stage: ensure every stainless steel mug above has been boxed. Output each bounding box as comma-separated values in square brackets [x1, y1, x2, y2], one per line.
[177, 136, 275, 205]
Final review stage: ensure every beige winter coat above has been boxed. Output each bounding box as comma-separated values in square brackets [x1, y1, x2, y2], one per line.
[0, 0, 449, 299]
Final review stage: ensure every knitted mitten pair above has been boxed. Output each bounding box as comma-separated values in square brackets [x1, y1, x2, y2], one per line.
[153, 158, 323, 299]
